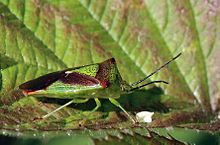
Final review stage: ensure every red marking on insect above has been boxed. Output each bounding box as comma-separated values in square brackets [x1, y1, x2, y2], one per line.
[23, 90, 36, 95]
[101, 81, 111, 88]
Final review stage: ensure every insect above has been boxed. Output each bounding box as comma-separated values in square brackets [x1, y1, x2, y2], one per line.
[19, 53, 181, 123]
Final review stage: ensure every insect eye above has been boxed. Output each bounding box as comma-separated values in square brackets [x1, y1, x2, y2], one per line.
[105, 81, 111, 88]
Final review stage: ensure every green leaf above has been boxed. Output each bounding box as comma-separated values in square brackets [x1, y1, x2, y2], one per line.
[0, 0, 219, 144]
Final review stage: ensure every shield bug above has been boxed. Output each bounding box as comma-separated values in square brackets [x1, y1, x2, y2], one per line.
[19, 53, 181, 122]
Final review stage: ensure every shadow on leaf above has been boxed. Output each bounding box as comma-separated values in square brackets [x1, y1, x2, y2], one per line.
[36, 87, 168, 121]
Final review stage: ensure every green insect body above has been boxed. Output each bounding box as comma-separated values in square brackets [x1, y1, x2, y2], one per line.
[19, 54, 181, 122]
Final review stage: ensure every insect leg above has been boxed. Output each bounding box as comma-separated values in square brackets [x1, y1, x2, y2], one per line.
[109, 98, 136, 123]
[87, 98, 101, 118]
[41, 98, 89, 120]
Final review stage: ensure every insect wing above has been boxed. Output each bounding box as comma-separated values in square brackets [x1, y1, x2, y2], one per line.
[19, 71, 65, 94]
[19, 63, 101, 94]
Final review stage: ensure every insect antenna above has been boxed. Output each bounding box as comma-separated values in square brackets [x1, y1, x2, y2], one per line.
[127, 81, 168, 92]
[130, 53, 182, 86]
